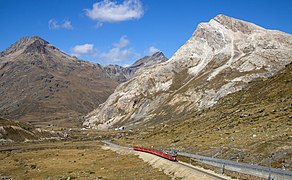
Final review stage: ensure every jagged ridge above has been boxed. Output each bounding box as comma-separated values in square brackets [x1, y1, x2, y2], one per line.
[103, 52, 168, 83]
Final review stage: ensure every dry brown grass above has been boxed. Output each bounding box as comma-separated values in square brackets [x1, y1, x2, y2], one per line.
[0, 140, 169, 179]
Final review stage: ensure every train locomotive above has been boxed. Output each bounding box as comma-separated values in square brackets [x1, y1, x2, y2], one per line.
[133, 146, 177, 161]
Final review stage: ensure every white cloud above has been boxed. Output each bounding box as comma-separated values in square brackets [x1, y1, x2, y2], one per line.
[62, 20, 74, 29]
[70, 36, 140, 63]
[113, 36, 129, 48]
[145, 46, 160, 55]
[100, 47, 139, 62]
[71, 44, 95, 57]
[85, 0, 144, 23]
[99, 36, 139, 62]
[48, 19, 59, 29]
[48, 19, 73, 30]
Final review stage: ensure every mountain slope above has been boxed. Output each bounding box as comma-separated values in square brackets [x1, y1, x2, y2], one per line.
[117, 63, 292, 170]
[103, 52, 168, 83]
[84, 14, 292, 129]
[0, 36, 118, 127]
[0, 118, 59, 142]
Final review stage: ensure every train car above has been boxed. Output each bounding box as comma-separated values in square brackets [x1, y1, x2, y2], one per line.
[133, 146, 177, 161]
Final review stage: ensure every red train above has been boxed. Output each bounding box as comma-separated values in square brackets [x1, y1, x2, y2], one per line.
[133, 146, 177, 161]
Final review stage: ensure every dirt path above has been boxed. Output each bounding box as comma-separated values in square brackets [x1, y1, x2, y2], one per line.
[102, 145, 234, 180]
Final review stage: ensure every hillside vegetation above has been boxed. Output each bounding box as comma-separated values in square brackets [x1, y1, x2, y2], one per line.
[0, 118, 57, 143]
[117, 63, 292, 170]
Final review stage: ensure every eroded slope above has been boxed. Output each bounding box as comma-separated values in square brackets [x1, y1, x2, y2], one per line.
[117, 63, 292, 170]
[85, 14, 292, 129]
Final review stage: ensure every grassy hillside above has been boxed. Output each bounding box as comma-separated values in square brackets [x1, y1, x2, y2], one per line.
[0, 118, 58, 143]
[117, 63, 292, 170]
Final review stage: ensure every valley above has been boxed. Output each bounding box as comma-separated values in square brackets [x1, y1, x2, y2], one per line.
[0, 12, 291, 179]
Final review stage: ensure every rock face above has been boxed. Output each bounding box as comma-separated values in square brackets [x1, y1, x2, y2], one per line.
[117, 63, 292, 170]
[103, 52, 168, 83]
[84, 14, 292, 129]
[0, 36, 118, 127]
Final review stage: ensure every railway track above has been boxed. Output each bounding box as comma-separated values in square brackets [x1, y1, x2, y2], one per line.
[102, 140, 228, 179]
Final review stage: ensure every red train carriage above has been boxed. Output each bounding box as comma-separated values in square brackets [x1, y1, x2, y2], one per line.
[133, 146, 177, 161]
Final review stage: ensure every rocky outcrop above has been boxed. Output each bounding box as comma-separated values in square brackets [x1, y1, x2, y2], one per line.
[130, 52, 168, 69]
[103, 52, 168, 83]
[84, 14, 292, 129]
[0, 118, 60, 142]
[102, 64, 131, 83]
[0, 36, 118, 127]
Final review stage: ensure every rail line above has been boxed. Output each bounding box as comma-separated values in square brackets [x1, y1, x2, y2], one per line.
[102, 140, 227, 179]
[1, 140, 227, 179]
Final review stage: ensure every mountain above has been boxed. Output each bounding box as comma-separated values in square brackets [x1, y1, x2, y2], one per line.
[0, 36, 118, 128]
[103, 52, 168, 83]
[84, 14, 292, 129]
[117, 62, 292, 170]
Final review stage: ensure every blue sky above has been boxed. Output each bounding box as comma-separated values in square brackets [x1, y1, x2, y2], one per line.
[0, 0, 291, 66]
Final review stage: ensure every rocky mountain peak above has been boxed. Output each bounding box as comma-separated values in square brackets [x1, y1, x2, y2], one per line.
[152, 51, 164, 57]
[0, 36, 118, 127]
[131, 51, 167, 68]
[84, 14, 292, 130]
[1, 36, 54, 57]
[24, 36, 51, 54]
[212, 14, 264, 33]
[23, 36, 49, 45]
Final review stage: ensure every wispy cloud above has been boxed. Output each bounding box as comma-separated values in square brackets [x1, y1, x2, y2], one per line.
[85, 0, 144, 24]
[100, 36, 140, 62]
[70, 44, 95, 57]
[62, 20, 74, 29]
[100, 47, 139, 62]
[95, 22, 104, 29]
[48, 19, 73, 30]
[145, 46, 160, 55]
[113, 36, 129, 48]
[70, 36, 140, 63]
